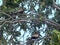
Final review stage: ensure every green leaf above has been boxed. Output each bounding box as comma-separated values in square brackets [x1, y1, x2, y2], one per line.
[52, 32, 58, 43]
[52, 30, 60, 34]
[14, 0, 19, 3]
[52, 30, 60, 40]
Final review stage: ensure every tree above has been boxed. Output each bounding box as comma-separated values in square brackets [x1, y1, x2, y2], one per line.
[0, 0, 60, 45]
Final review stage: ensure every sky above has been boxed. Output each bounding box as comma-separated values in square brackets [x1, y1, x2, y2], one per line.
[0, 0, 3, 6]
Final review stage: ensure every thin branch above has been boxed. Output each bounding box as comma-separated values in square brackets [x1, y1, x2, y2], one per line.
[53, 0, 60, 10]
[44, 19, 60, 29]
[0, 21, 6, 28]
[0, 17, 60, 30]
[0, 11, 60, 30]
[0, 11, 13, 19]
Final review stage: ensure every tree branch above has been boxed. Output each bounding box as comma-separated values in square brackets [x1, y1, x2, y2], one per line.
[53, 0, 60, 10]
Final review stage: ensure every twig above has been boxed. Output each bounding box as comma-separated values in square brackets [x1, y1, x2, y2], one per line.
[0, 11, 13, 19]
[53, 0, 60, 10]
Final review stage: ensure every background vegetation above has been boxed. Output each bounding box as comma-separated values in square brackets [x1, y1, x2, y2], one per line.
[0, 0, 60, 45]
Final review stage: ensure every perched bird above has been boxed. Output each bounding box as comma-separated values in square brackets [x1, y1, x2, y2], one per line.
[31, 34, 39, 39]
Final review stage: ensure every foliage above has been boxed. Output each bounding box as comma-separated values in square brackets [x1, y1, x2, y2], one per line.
[49, 30, 60, 45]
[0, 0, 60, 45]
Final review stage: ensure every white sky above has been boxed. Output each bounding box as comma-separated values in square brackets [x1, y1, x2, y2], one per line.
[0, 0, 3, 6]
[56, 0, 60, 4]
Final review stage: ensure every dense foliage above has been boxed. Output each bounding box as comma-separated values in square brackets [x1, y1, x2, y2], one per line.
[0, 0, 60, 45]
